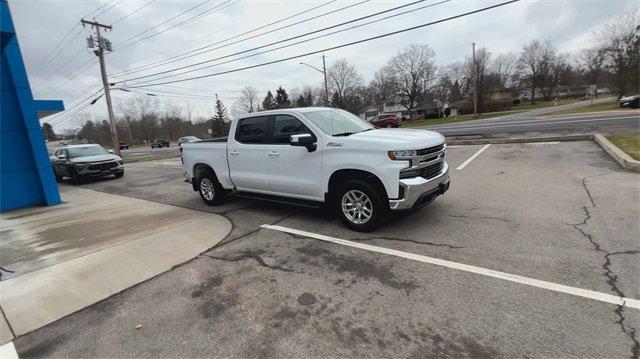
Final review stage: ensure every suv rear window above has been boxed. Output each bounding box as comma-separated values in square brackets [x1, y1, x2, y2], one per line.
[236, 116, 268, 144]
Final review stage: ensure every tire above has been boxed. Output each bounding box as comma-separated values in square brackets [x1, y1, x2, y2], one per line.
[197, 170, 225, 205]
[336, 179, 387, 232]
[114, 171, 124, 178]
[385, 123, 393, 128]
[53, 167, 62, 181]
[68, 168, 79, 183]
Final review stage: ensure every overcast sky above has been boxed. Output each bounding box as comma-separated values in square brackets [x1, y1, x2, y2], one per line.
[7, 0, 636, 130]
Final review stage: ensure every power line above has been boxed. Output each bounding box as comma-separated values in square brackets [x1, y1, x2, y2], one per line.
[48, 88, 104, 126]
[93, 0, 125, 19]
[126, 0, 520, 89]
[109, 0, 354, 77]
[113, 0, 213, 48]
[38, 57, 97, 96]
[32, 24, 79, 71]
[36, 27, 85, 75]
[117, 0, 442, 84]
[111, 0, 157, 25]
[114, 0, 240, 51]
[82, 0, 119, 18]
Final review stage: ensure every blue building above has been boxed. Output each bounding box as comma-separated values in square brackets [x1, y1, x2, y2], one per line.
[1, 0, 64, 212]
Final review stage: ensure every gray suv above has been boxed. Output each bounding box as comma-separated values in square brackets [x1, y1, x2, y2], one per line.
[51, 144, 124, 181]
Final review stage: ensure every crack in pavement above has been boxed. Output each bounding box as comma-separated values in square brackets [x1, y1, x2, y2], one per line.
[203, 250, 294, 272]
[211, 212, 296, 249]
[568, 176, 639, 359]
[347, 236, 463, 249]
[447, 214, 515, 224]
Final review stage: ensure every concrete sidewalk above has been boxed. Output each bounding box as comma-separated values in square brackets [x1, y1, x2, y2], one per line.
[0, 186, 231, 344]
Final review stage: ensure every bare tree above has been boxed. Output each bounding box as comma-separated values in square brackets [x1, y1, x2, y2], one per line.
[327, 59, 365, 113]
[367, 67, 396, 107]
[235, 86, 259, 113]
[387, 44, 437, 116]
[595, 10, 640, 97]
[580, 48, 606, 97]
[467, 47, 491, 113]
[492, 53, 518, 88]
[518, 40, 558, 103]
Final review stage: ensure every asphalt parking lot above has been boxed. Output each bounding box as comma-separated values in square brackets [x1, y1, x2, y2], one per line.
[15, 140, 639, 358]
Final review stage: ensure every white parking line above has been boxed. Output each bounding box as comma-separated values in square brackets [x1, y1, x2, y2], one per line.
[456, 144, 491, 170]
[0, 342, 19, 359]
[261, 224, 640, 310]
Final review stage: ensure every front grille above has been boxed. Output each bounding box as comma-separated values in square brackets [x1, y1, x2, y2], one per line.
[417, 144, 444, 156]
[88, 161, 117, 171]
[419, 161, 444, 180]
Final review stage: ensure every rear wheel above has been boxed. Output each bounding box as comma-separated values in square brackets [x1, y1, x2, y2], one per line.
[197, 170, 225, 205]
[337, 180, 386, 232]
[385, 123, 393, 128]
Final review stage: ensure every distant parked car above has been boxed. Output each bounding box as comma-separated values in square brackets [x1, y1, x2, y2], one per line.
[151, 139, 170, 148]
[178, 136, 200, 146]
[119, 142, 129, 150]
[50, 144, 124, 181]
[619, 95, 639, 109]
[368, 114, 401, 128]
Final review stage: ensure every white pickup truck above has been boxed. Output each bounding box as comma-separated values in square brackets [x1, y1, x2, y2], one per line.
[181, 107, 450, 231]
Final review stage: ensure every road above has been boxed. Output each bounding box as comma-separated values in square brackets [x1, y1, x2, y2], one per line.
[422, 111, 640, 137]
[13, 141, 640, 358]
[416, 98, 639, 137]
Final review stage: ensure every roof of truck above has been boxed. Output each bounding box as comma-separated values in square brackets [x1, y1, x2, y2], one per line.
[234, 107, 334, 120]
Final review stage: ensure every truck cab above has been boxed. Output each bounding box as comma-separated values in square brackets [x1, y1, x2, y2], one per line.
[181, 107, 449, 231]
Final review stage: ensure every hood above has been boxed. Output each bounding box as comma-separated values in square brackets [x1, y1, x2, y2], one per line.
[71, 154, 121, 163]
[343, 128, 444, 150]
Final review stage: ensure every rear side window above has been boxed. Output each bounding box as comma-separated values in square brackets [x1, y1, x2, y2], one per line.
[236, 116, 268, 144]
[272, 115, 312, 144]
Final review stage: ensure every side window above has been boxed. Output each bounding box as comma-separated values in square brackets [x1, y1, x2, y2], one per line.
[272, 115, 312, 144]
[236, 116, 268, 144]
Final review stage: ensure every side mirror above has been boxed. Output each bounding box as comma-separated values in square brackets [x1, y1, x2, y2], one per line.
[108, 149, 115, 154]
[290, 133, 316, 152]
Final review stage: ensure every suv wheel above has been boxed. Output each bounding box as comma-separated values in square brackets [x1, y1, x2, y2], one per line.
[197, 171, 225, 205]
[385, 123, 393, 128]
[337, 180, 386, 232]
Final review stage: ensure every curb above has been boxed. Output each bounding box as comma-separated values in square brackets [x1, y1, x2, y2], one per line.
[593, 134, 640, 172]
[446, 134, 594, 145]
[539, 109, 637, 119]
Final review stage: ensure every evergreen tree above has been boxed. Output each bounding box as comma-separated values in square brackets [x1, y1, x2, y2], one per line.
[275, 86, 291, 108]
[304, 92, 313, 107]
[212, 97, 229, 137]
[42, 122, 56, 141]
[296, 95, 306, 107]
[261, 91, 277, 110]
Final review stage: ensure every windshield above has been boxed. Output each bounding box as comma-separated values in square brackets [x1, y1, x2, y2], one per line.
[303, 109, 373, 136]
[67, 146, 108, 158]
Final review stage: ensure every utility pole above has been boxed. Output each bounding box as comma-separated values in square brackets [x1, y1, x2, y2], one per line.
[471, 42, 478, 118]
[81, 19, 120, 156]
[322, 54, 329, 106]
[300, 55, 330, 107]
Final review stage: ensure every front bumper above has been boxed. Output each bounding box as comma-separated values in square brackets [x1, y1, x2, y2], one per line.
[389, 162, 450, 210]
[76, 164, 124, 177]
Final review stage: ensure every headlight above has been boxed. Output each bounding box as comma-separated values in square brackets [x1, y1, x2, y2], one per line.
[388, 150, 416, 160]
[118, 160, 123, 165]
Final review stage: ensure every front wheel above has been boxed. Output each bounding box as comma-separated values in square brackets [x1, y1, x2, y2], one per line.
[337, 180, 386, 232]
[114, 171, 124, 178]
[385, 123, 393, 128]
[197, 171, 225, 205]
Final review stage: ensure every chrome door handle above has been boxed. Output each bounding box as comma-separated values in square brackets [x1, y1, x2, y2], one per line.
[268, 151, 279, 157]
[229, 150, 239, 155]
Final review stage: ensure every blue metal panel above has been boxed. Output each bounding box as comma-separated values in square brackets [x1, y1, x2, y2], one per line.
[1, 0, 64, 212]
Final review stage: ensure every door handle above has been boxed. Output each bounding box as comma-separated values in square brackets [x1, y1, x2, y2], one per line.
[268, 151, 279, 157]
[229, 150, 239, 155]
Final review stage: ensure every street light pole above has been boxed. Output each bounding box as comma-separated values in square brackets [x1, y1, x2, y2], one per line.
[300, 55, 329, 106]
[322, 54, 329, 106]
[471, 42, 478, 118]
